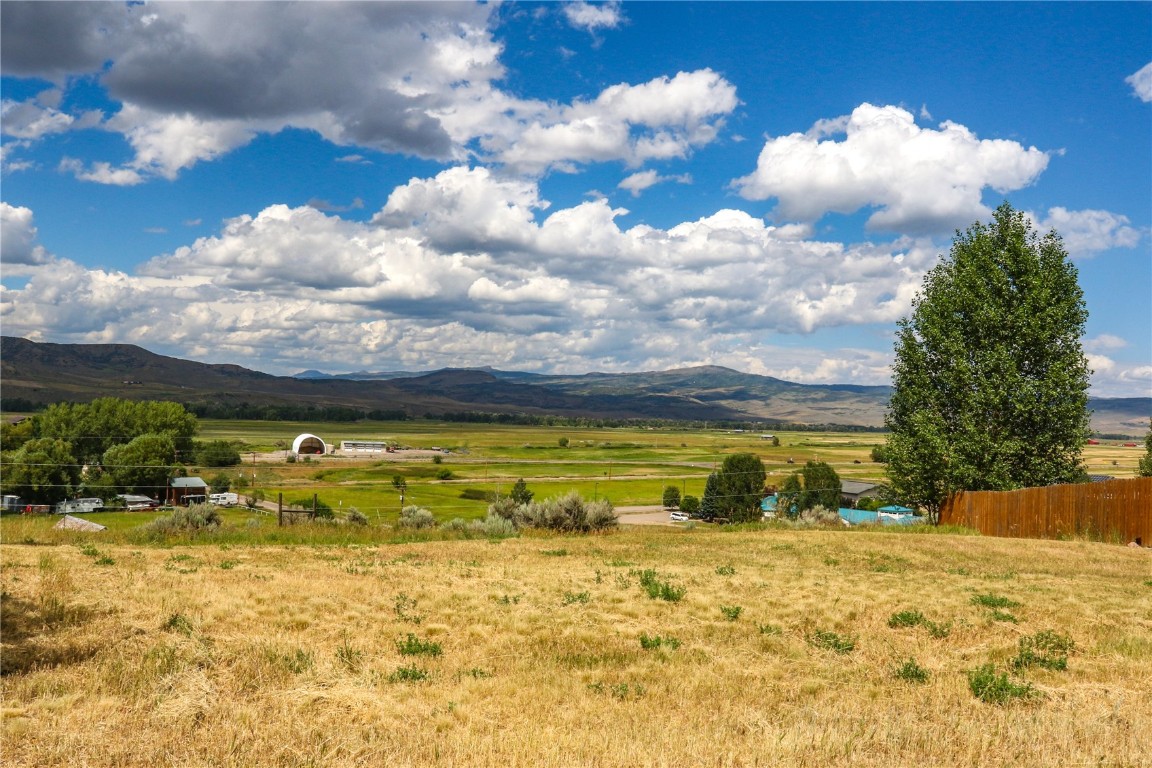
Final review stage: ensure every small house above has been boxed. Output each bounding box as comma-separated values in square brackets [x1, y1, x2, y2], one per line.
[840, 480, 881, 508]
[168, 477, 209, 506]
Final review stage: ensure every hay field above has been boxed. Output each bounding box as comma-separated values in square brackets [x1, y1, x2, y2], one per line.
[3, 527, 1150, 767]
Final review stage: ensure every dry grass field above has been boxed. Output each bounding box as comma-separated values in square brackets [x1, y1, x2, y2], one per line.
[3, 525, 1150, 767]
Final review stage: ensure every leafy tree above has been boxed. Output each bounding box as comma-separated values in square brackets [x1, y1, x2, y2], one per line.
[1, 438, 80, 503]
[714, 453, 767, 523]
[35, 398, 197, 462]
[870, 445, 889, 464]
[680, 494, 700, 517]
[662, 485, 681, 509]
[208, 472, 232, 492]
[799, 460, 841, 512]
[510, 478, 534, 505]
[0, 417, 36, 453]
[558, 436, 569, 448]
[194, 440, 242, 467]
[777, 473, 802, 519]
[885, 203, 1091, 521]
[699, 472, 720, 521]
[1139, 419, 1152, 478]
[102, 434, 178, 496]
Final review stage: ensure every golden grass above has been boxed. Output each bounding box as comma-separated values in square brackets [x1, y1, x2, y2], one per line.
[3, 528, 1150, 767]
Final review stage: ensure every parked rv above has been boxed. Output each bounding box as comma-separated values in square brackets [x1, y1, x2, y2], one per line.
[209, 492, 239, 507]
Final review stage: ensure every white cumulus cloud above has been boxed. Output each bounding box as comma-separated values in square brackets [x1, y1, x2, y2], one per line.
[563, 1, 623, 32]
[1126, 62, 1152, 102]
[1, 202, 53, 267]
[1029, 207, 1142, 257]
[734, 103, 1051, 235]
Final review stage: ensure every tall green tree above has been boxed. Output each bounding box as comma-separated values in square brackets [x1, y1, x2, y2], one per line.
[699, 472, 720, 521]
[1138, 419, 1152, 478]
[799, 460, 842, 512]
[35, 398, 197, 462]
[1, 438, 81, 503]
[510, 478, 534, 505]
[102, 434, 178, 496]
[777, 473, 802, 519]
[885, 203, 1091, 521]
[714, 452, 767, 523]
[662, 485, 681, 509]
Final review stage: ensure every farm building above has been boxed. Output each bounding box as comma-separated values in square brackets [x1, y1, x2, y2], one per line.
[840, 480, 882, 508]
[168, 477, 208, 506]
[292, 433, 328, 456]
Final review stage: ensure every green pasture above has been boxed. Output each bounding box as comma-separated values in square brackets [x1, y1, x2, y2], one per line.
[181, 420, 893, 521]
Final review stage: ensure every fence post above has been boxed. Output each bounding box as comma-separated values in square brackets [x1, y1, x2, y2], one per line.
[278, 492, 283, 527]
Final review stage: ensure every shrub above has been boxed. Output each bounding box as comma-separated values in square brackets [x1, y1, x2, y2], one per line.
[638, 569, 685, 602]
[521, 492, 617, 533]
[971, 593, 1020, 609]
[1012, 630, 1074, 672]
[680, 495, 700, 516]
[141, 503, 221, 537]
[893, 657, 930, 683]
[662, 485, 681, 509]
[967, 664, 1037, 704]
[639, 634, 681, 650]
[806, 629, 855, 654]
[435, 468, 453, 480]
[396, 633, 442, 657]
[345, 507, 369, 526]
[798, 505, 843, 527]
[387, 665, 429, 683]
[720, 605, 743, 621]
[888, 609, 926, 628]
[397, 506, 437, 529]
[488, 495, 524, 523]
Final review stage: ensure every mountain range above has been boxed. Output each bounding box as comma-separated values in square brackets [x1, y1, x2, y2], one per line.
[1, 336, 1147, 434]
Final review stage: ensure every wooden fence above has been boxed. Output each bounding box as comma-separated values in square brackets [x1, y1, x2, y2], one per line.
[940, 477, 1151, 545]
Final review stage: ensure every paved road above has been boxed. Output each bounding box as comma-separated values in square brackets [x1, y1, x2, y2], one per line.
[615, 505, 678, 526]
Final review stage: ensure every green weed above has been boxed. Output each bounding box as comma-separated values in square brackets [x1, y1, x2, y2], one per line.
[639, 633, 681, 650]
[807, 629, 855, 654]
[967, 663, 1037, 704]
[892, 657, 930, 684]
[387, 665, 429, 683]
[395, 633, 443, 657]
[562, 591, 591, 605]
[1012, 630, 1074, 672]
[637, 569, 685, 602]
[888, 609, 926, 628]
[715, 564, 736, 576]
[720, 605, 743, 621]
[971, 592, 1021, 609]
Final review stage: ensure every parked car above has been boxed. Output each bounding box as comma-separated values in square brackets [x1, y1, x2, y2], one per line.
[669, 510, 690, 522]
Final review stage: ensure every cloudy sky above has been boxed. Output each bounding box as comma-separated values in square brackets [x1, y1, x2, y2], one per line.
[2, 2, 1149, 397]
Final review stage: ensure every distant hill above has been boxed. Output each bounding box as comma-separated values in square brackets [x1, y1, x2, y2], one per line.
[2, 336, 1147, 433]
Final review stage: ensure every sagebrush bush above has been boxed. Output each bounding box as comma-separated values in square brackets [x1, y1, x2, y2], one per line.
[397, 506, 437, 529]
[345, 507, 369, 526]
[140, 503, 221, 537]
[519, 491, 617, 533]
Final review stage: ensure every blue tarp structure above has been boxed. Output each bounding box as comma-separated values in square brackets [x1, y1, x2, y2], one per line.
[877, 505, 914, 514]
[839, 507, 919, 526]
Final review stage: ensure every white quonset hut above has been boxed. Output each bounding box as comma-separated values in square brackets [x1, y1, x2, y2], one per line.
[292, 433, 328, 456]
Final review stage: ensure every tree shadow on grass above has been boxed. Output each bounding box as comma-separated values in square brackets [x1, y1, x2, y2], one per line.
[0, 592, 101, 675]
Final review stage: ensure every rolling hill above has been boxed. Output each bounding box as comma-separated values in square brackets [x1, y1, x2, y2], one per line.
[2, 336, 1147, 433]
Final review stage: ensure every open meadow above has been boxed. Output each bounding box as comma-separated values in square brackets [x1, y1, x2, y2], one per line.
[187, 421, 1147, 524]
[3, 422, 1150, 766]
[2, 522, 1150, 767]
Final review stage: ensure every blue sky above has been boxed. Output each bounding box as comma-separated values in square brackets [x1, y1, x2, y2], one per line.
[2, 1, 1149, 397]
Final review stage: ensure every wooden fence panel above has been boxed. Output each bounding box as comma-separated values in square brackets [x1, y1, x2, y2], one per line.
[940, 477, 1152, 545]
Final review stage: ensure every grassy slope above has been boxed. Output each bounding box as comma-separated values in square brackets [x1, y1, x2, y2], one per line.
[2, 527, 1149, 767]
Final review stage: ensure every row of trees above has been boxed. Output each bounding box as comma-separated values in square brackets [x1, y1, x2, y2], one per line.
[663, 454, 847, 522]
[1, 398, 242, 504]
